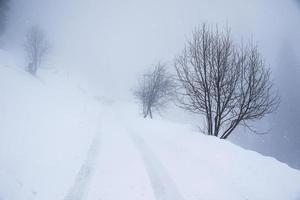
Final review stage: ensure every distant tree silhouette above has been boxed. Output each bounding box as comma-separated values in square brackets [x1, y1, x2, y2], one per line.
[134, 63, 175, 118]
[24, 25, 50, 75]
[0, 0, 9, 35]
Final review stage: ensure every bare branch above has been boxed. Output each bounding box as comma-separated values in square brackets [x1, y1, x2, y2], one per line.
[175, 23, 280, 139]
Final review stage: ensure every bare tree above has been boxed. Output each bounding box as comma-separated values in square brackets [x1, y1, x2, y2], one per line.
[0, 0, 9, 35]
[24, 25, 50, 75]
[134, 63, 175, 118]
[175, 24, 279, 139]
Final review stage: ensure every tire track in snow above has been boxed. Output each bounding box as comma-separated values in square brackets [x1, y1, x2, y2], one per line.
[63, 132, 101, 200]
[129, 132, 185, 200]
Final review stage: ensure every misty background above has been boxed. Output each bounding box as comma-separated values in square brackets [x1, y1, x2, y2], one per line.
[2, 0, 300, 168]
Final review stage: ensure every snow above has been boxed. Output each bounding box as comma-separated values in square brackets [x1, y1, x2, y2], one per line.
[0, 50, 102, 199]
[1, 50, 300, 200]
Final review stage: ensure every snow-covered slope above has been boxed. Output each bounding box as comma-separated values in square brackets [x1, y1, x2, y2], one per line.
[0, 51, 103, 199]
[1, 51, 300, 200]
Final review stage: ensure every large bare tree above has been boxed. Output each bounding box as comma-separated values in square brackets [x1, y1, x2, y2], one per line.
[134, 63, 174, 118]
[175, 24, 279, 139]
[24, 25, 50, 75]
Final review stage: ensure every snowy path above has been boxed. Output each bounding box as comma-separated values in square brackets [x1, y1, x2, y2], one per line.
[129, 131, 184, 200]
[83, 110, 184, 200]
[60, 106, 300, 200]
[63, 132, 102, 200]
[85, 112, 157, 200]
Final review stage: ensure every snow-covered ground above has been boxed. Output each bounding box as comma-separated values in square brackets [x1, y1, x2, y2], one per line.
[1, 51, 300, 200]
[0, 51, 102, 199]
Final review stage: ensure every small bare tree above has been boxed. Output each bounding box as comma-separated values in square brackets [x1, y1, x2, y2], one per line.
[24, 25, 50, 75]
[175, 24, 279, 139]
[134, 63, 175, 118]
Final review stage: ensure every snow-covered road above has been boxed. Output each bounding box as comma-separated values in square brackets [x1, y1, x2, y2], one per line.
[60, 106, 300, 200]
[129, 132, 184, 200]
[65, 110, 185, 200]
[64, 132, 102, 200]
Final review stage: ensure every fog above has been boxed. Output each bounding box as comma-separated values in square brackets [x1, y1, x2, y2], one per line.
[5, 0, 300, 168]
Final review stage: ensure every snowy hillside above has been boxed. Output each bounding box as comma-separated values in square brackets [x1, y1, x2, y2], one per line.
[1, 51, 300, 200]
[0, 51, 103, 199]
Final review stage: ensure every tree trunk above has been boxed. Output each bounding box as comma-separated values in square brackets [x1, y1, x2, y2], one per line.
[149, 108, 153, 119]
